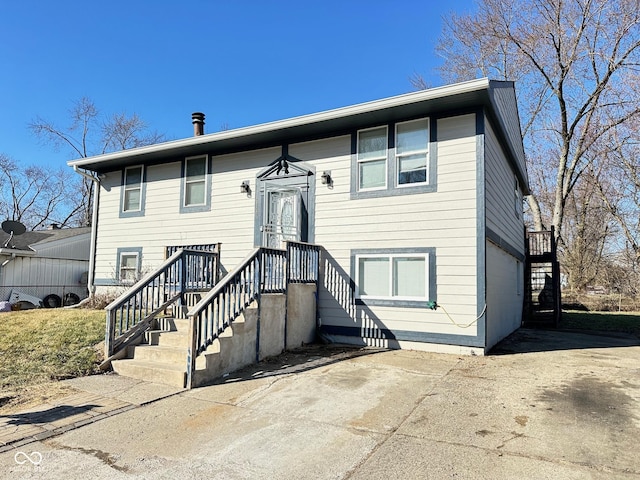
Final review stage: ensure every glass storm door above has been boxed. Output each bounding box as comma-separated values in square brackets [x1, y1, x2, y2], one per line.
[262, 187, 301, 248]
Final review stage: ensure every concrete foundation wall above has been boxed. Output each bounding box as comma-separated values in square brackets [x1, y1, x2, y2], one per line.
[258, 294, 287, 360]
[286, 283, 317, 348]
[192, 286, 319, 386]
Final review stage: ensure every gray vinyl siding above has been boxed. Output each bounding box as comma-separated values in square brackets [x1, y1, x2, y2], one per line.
[488, 81, 527, 186]
[292, 114, 480, 341]
[485, 120, 525, 255]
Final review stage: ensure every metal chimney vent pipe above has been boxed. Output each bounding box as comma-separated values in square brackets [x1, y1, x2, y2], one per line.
[192, 112, 205, 136]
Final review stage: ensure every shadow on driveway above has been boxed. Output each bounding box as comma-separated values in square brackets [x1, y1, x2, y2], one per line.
[202, 344, 385, 387]
[491, 327, 640, 355]
[3, 404, 99, 426]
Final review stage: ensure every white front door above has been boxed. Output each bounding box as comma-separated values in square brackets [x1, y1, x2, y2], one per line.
[262, 186, 301, 248]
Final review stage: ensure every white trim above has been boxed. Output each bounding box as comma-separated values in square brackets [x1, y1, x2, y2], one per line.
[118, 251, 140, 284]
[514, 175, 522, 218]
[355, 252, 429, 301]
[356, 125, 388, 192]
[395, 117, 429, 188]
[68, 78, 492, 168]
[122, 165, 143, 212]
[0, 247, 36, 257]
[183, 154, 208, 207]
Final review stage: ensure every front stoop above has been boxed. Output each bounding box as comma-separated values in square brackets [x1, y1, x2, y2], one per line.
[111, 302, 262, 389]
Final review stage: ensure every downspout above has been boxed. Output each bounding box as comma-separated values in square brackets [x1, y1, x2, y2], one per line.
[1, 252, 16, 267]
[73, 166, 100, 297]
[0, 253, 15, 293]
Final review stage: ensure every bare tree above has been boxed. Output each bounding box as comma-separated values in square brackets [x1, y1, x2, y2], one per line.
[592, 120, 640, 263]
[560, 169, 614, 291]
[421, 0, 640, 244]
[30, 97, 164, 225]
[0, 154, 82, 230]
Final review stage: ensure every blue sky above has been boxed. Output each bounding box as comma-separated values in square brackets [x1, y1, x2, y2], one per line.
[0, 0, 476, 169]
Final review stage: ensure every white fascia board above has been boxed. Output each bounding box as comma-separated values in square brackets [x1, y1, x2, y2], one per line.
[68, 78, 491, 169]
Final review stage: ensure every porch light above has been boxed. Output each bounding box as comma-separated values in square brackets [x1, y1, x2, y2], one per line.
[321, 171, 333, 187]
[240, 180, 251, 196]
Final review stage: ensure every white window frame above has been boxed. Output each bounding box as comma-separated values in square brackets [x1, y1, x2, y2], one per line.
[356, 126, 388, 192]
[355, 252, 429, 301]
[183, 155, 208, 207]
[122, 165, 143, 212]
[395, 118, 429, 188]
[514, 175, 522, 218]
[118, 251, 140, 284]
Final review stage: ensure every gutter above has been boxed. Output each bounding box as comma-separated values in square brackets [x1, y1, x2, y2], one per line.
[73, 166, 100, 297]
[0, 248, 35, 280]
[0, 248, 36, 258]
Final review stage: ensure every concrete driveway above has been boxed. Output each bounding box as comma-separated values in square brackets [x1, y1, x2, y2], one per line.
[1, 328, 639, 479]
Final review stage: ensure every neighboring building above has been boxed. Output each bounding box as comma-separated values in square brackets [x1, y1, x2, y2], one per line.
[69, 78, 528, 354]
[0, 225, 91, 307]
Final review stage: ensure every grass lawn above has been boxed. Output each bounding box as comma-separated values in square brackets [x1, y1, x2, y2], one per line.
[0, 308, 105, 413]
[560, 310, 640, 338]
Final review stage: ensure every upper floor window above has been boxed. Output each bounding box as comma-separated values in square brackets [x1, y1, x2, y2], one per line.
[122, 166, 143, 212]
[357, 126, 388, 191]
[396, 119, 429, 186]
[184, 155, 207, 207]
[351, 117, 435, 199]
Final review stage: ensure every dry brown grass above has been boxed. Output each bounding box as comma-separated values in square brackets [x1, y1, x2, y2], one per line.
[0, 308, 105, 413]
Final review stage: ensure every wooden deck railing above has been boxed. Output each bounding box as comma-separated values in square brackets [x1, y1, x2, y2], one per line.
[526, 227, 556, 257]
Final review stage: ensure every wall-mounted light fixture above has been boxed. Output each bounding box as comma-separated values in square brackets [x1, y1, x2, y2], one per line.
[240, 180, 251, 196]
[97, 173, 108, 180]
[320, 171, 333, 187]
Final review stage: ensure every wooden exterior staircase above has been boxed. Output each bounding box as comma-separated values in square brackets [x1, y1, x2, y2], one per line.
[103, 242, 320, 389]
[523, 228, 561, 327]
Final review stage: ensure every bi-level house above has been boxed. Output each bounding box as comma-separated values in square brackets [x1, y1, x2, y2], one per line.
[69, 78, 528, 388]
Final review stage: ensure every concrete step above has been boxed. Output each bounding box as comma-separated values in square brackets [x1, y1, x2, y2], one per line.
[153, 317, 190, 332]
[131, 344, 187, 364]
[114, 299, 264, 388]
[145, 330, 189, 348]
[111, 359, 186, 388]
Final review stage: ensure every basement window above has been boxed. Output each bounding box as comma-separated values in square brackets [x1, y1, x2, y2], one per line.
[116, 247, 142, 284]
[351, 247, 436, 308]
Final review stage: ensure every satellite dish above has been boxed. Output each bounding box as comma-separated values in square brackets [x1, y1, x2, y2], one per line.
[2, 220, 26, 236]
[2, 220, 26, 248]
